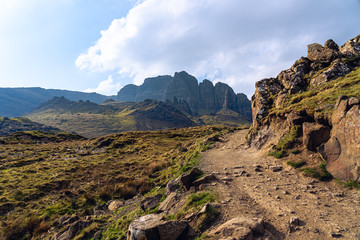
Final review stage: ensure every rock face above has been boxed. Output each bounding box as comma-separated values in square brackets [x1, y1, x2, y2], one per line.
[127, 214, 190, 240]
[117, 71, 252, 120]
[302, 122, 330, 151]
[321, 96, 360, 181]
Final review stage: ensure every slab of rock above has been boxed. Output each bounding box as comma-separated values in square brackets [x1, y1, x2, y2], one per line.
[192, 174, 218, 188]
[324, 96, 360, 181]
[165, 177, 180, 195]
[209, 217, 265, 239]
[302, 122, 330, 151]
[158, 192, 179, 213]
[141, 194, 162, 211]
[127, 214, 190, 240]
[55, 220, 91, 240]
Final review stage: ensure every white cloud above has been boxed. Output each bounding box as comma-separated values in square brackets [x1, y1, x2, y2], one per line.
[76, 0, 360, 97]
[84, 75, 121, 96]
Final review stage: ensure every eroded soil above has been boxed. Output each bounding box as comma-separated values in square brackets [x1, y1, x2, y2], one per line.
[200, 129, 360, 239]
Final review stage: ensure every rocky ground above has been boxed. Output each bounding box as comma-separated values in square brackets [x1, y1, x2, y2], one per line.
[199, 129, 360, 239]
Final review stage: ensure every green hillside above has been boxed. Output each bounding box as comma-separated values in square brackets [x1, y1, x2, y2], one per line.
[26, 97, 197, 138]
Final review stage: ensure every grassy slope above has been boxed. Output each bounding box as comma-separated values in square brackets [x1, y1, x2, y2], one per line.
[270, 67, 360, 119]
[0, 126, 233, 240]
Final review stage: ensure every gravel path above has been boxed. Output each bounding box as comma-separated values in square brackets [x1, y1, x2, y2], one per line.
[199, 129, 360, 239]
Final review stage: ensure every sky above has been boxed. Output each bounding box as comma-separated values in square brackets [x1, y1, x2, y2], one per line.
[0, 0, 359, 97]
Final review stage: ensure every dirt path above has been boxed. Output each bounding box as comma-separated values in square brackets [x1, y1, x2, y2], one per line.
[199, 129, 360, 239]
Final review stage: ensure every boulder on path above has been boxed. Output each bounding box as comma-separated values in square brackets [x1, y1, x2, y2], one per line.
[192, 174, 218, 188]
[209, 217, 265, 239]
[323, 96, 360, 181]
[127, 214, 190, 240]
[302, 122, 330, 151]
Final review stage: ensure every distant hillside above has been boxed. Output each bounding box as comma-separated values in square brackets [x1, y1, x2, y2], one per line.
[0, 117, 61, 136]
[0, 87, 110, 117]
[117, 71, 252, 121]
[26, 97, 197, 137]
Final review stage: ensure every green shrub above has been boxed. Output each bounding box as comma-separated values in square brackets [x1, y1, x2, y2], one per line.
[268, 150, 285, 159]
[300, 163, 332, 181]
[286, 160, 306, 168]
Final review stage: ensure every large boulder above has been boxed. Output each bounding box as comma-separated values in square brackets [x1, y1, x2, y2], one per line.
[340, 34, 360, 57]
[307, 41, 339, 63]
[323, 96, 360, 181]
[302, 122, 330, 151]
[127, 214, 190, 240]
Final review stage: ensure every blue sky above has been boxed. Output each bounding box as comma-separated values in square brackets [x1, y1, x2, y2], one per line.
[1, 0, 360, 97]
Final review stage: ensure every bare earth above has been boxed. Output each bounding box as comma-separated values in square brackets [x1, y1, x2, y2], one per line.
[199, 129, 360, 239]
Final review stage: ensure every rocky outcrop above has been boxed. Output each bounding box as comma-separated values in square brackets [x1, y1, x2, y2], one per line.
[249, 34, 360, 181]
[320, 96, 360, 181]
[117, 71, 252, 120]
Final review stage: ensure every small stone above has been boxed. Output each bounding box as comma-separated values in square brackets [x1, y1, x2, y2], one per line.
[221, 177, 233, 182]
[270, 166, 283, 172]
[94, 230, 102, 239]
[275, 196, 281, 199]
[223, 167, 227, 170]
[295, 195, 301, 200]
[283, 191, 290, 195]
[289, 216, 300, 226]
[255, 167, 263, 172]
[330, 232, 343, 238]
[234, 166, 244, 169]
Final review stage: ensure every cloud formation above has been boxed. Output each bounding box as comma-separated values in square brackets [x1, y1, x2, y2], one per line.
[84, 75, 121, 96]
[76, 0, 360, 97]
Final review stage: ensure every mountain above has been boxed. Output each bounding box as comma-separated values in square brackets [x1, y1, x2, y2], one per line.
[0, 87, 111, 117]
[25, 97, 197, 137]
[248, 33, 360, 182]
[117, 71, 252, 120]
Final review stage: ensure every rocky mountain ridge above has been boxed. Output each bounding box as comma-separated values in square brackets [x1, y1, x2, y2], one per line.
[117, 71, 252, 120]
[249, 33, 360, 181]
